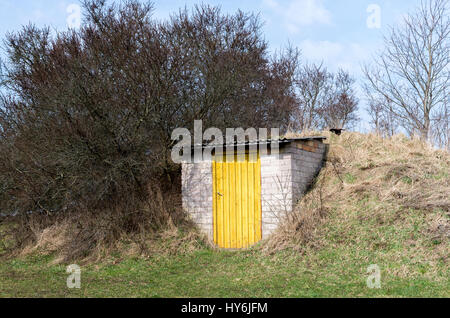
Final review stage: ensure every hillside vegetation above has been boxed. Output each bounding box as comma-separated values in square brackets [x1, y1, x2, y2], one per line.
[266, 131, 449, 282]
[332, 131, 448, 257]
[0, 132, 448, 297]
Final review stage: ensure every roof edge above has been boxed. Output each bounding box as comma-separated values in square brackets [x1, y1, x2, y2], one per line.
[191, 136, 327, 149]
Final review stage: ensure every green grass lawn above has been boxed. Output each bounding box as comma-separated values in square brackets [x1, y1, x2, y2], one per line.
[1, 245, 448, 298]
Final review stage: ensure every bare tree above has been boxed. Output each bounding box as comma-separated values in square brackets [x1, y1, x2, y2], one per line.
[320, 69, 359, 130]
[292, 63, 331, 131]
[431, 97, 450, 150]
[363, 0, 450, 142]
[262, 46, 300, 133]
[291, 64, 359, 132]
[366, 93, 397, 137]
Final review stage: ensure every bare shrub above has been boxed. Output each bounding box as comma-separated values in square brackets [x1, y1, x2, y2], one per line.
[0, 0, 298, 260]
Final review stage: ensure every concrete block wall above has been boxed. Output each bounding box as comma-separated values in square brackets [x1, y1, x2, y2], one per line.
[260, 140, 327, 239]
[287, 140, 328, 207]
[260, 152, 293, 239]
[181, 161, 213, 238]
[181, 139, 327, 242]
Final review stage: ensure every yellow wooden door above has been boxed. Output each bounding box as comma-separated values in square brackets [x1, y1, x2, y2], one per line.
[212, 153, 262, 248]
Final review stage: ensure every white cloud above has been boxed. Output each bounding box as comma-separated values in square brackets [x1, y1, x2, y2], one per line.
[300, 40, 342, 60]
[263, 0, 332, 33]
[32, 9, 46, 21]
[299, 40, 371, 76]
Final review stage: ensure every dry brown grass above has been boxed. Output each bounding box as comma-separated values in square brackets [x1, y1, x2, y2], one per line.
[264, 131, 450, 257]
[1, 183, 206, 263]
[328, 131, 449, 214]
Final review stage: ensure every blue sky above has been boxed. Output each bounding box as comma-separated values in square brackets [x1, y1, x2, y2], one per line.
[0, 0, 424, 131]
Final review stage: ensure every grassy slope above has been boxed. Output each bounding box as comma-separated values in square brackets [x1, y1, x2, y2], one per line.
[0, 132, 449, 297]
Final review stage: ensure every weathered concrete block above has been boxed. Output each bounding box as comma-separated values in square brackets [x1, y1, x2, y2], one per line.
[181, 138, 327, 242]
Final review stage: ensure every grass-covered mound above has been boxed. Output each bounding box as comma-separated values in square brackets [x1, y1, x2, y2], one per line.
[0, 132, 448, 297]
